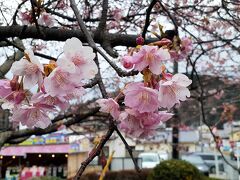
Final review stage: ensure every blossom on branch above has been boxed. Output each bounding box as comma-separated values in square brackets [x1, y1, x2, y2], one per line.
[119, 109, 173, 138]
[96, 98, 120, 119]
[38, 12, 56, 28]
[123, 82, 159, 113]
[0, 80, 13, 98]
[44, 67, 81, 97]
[132, 45, 171, 75]
[19, 11, 32, 25]
[11, 50, 44, 89]
[31, 92, 69, 111]
[11, 105, 52, 129]
[170, 37, 193, 61]
[57, 37, 98, 79]
[158, 73, 192, 110]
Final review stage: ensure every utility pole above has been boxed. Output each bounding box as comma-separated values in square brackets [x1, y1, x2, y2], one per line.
[172, 61, 179, 159]
[199, 101, 203, 152]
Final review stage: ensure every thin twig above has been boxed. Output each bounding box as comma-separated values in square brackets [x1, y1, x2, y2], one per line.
[142, 0, 158, 39]
[30, 0, 42, 35]
[94, 52, 108, 98]
[74, 121, 115, 180]
[69, 0, 139, 77]
[4, 39, 57, 60]
[158, 1, 178, 33]
[115, 127, 141, 172]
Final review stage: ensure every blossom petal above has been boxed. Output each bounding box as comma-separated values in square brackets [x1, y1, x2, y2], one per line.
[11, 59, 29, 75]
[172, 74, 192, 87]
[57, 56, 76, 73]
[24, 73, 39, 89]
[64, 37, 83, 55]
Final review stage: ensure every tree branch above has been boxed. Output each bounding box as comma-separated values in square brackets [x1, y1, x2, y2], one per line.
[115, 127, 140, 172]
[142, 0, 158, 39]
[97, 0, 108, 32]
[3, 38, 57, 60]
[74, 121, 114, 180]
[0, 39, 24, 78]
[2, 107, 100, 146]
[0, 25, 157, 48]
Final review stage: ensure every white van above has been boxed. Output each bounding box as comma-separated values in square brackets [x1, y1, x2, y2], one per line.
[138, 152, 161, 168]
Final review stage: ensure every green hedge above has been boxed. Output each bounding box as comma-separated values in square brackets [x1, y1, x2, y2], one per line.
[147, 159, 204, 180]
[81, 169, 150, 180]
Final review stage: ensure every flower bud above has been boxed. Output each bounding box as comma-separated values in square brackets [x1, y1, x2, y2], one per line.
[13, 91, 26, 104]
[153, 38, 172, 46]
[136, 36, 144, 45]
[10, 76, 19, 91]
[122, 56, 134, 69]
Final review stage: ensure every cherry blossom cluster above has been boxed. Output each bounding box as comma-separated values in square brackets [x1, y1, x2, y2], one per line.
[0, 38, 98, 128]
[20, 11, 56, 27]
[97, 37, 192, 138]
[19, 0, 68, 27]
[20, 8, 56, 27]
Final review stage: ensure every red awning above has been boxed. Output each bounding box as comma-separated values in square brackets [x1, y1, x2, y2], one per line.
[0, 144, 71, 156]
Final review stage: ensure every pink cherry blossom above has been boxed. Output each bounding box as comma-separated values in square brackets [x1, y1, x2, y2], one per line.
[19, 11, 32, 25]
[38, 12, 55, 27]
[170, 37, 193, 61]
[181, 37, 193, 54]
[112, 9, 122, 21]
[132, 45, 170, 75]
[158, 73, 192, 110]
[154, 38, 172, 46]
[107, 21, 120, 29]
[11, 49, 44, 89]
[53, 0, 68, 10]
[96, 98, 120, 119]
[0, 79, 26, 109]
[57, 37, 98, 79]
[44, 67, 81, 97]
[11, 105, 51, 128]
[63, 86, 85, 101]
[4, 91, 26, 107]
[0, 80, 12, 98]
[169, 50, 185, 61]
[31, 92, 69, 111]
[123, 82, 159, 113]
[119, 109, 173, 138]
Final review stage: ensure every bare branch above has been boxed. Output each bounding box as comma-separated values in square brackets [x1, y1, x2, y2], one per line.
[0, 25, 157, 47]
[142, 0, 158, 39]
[97, 0, 108, 32]
[3, 38, 57, 60]
[74, 121, 115, 180]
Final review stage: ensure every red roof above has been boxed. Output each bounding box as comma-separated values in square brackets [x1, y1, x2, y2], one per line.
[0, 144, 71, 156]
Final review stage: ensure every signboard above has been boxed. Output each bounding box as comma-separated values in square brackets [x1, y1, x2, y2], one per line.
[19, 133, 67, 146]
[69, 143, 80, 153]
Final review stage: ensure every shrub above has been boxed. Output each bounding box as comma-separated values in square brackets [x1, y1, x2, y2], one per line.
[81, 169, 151, 180]
[147, 159, 204, 180]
